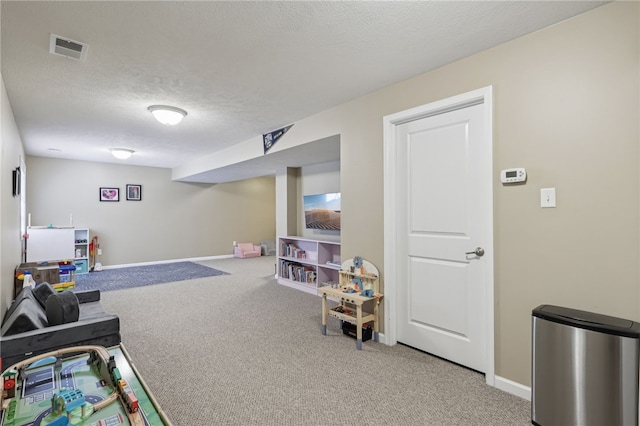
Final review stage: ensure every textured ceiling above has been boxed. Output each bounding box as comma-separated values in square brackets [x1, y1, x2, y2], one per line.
[1, 1, 606, 182]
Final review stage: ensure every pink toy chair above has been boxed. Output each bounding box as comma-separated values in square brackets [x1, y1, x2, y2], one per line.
[234, 243, 262, 258]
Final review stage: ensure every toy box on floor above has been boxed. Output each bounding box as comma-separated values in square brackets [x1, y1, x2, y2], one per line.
[14, 262, 60, 296]
[342, 322, 373, 342]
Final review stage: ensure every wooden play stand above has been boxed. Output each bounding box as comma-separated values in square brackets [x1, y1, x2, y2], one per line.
[318, 257, 382, 350]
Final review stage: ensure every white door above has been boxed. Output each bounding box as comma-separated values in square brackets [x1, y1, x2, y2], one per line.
[386, 93, 493, 373]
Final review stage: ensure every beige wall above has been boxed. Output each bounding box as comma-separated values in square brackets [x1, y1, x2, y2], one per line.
[299, 161, 340, 241]
[1, 77, 26, 314]
[25, 156, 276, 266]
[239, 2, 637, 386]
[398, 2, 638, 385]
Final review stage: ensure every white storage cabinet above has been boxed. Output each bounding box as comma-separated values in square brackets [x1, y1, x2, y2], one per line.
[277, 236, 341, 295]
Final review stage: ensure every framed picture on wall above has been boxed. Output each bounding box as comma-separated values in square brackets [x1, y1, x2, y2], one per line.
[12, 167, 21, 197]
[126, 184, 142, 201]
[99, 187, 119, 202]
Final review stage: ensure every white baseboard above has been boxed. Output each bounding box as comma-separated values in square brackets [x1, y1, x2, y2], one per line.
[102, 254, 234, 270]
[494, 375, 531, 401]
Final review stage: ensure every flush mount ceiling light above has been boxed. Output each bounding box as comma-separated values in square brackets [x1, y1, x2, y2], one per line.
[110, 148, 135, 160]
[148, 105, 187, 126]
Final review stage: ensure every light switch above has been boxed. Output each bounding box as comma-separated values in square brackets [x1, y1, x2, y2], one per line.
[540, 188, 556, 208]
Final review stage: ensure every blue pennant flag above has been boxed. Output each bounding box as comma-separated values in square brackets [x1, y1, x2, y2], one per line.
[263, 124, 293, 154]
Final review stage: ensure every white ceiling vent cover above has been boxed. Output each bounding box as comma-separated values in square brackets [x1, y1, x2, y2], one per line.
[49, 33, 89, 61]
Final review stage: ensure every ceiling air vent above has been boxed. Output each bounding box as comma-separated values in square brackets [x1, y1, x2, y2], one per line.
[49, 33, 89, 61]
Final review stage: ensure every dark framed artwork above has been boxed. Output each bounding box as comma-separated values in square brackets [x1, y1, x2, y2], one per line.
[12, 167, 21, 197]
[126, 184, 142, 201]
[99, 187, 119, 202]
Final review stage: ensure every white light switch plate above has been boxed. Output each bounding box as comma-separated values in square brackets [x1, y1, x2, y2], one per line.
[540, 188, 556, 208]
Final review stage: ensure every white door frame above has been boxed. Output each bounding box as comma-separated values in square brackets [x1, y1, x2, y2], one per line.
[383, 86, 495, 386]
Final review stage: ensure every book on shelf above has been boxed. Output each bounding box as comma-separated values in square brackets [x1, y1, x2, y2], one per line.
[280, 260, 316, 283]
[281, 243, 307, 259]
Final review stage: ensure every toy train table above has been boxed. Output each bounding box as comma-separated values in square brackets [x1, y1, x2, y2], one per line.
[0, 345, 171, 426]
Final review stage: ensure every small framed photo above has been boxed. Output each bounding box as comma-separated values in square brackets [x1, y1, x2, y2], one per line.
[126, 184, 142, 201]
[12, 167, 21, 197]
[99, 187, 119, 202]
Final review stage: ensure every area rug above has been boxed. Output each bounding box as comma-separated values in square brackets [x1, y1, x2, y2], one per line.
[74, 261, 228, 292]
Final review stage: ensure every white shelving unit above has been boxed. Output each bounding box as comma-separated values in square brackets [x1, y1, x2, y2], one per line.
[277, 236, 341, 295]
[74, 228, 90, 274]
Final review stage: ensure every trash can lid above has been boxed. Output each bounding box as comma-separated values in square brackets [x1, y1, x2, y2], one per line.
[533, 305, 640, 338]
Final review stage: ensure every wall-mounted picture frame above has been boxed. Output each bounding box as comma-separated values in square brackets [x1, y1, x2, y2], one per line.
[12, 167, 21, 197]
[126, 184, 142, 201]
[99, 187, 119, 202]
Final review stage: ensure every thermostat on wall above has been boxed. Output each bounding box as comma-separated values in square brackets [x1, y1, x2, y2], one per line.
[501, 168, 527, 183]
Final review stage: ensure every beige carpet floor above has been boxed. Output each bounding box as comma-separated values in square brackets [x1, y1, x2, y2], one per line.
[100, 256, 531, 425]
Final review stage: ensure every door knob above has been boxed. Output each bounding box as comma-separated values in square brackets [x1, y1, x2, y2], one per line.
[465, 247, 485, 257]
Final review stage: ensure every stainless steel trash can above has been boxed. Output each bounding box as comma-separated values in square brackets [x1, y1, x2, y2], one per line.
[532, 305, 640, 426]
